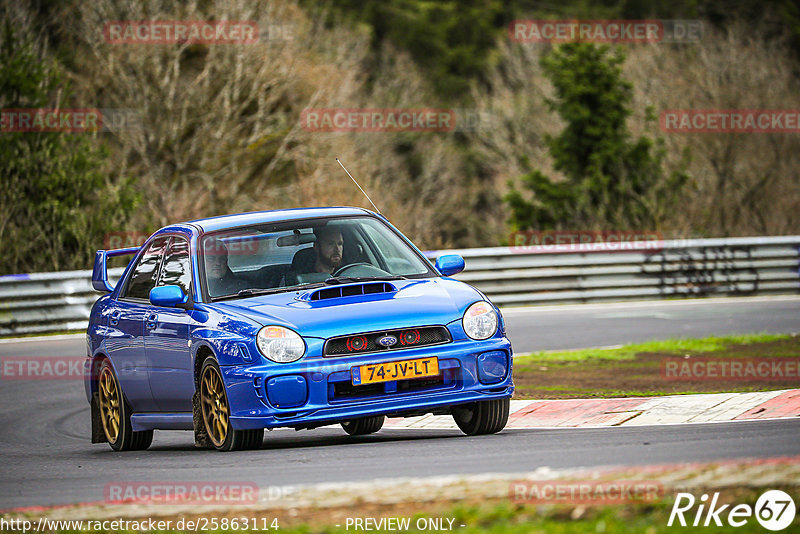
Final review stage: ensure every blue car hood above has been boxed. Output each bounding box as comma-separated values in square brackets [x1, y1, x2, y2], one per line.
[207, 278, 483, 339]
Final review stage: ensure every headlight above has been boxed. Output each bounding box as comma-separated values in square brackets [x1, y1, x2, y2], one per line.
[462, 301, 498, 340]
[256, 326, 305, 363]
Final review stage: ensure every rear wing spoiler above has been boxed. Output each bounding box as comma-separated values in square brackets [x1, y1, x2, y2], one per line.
[92, 246, 140, 292]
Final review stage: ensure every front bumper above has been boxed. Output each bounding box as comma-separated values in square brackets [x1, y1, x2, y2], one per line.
[221, 336, 513, 430]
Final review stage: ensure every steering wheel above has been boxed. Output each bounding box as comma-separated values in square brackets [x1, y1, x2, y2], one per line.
[332, 262, 387, 277]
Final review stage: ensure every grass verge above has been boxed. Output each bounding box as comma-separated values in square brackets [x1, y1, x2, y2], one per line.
[0, 330, 82, 340]
[9, 486, 798, 533]
[513, 333, 799, 399]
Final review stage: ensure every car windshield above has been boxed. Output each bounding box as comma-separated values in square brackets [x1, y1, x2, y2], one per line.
[201, 216, 435, 300]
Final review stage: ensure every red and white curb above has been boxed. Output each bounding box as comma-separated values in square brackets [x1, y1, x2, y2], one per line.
[384, 389, 800, 429]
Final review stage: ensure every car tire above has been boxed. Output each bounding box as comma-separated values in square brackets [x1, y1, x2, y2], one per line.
[452, 397, 509, 436]
[341, 415, 385, 436]
[199, 356, 263, 451]
[98, 360, 153, 451]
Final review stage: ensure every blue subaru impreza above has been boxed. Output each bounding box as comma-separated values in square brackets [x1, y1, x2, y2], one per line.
[85, 207, 513, 451]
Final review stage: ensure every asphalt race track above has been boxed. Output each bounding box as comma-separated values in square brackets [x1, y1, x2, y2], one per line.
[501, 296, 800, 352]
[1, 296, 799, 510]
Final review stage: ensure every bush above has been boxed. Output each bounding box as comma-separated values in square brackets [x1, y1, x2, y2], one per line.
[505, 43, 689, 232]
[0, 16, 137, 274]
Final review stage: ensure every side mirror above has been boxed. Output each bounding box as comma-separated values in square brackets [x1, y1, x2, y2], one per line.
[149, 285, 189, 308]
[435, 254, 465, 277]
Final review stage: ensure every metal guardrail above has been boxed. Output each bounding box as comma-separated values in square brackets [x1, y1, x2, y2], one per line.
[1, 236, 798, 336]
[427, 235, 800, 307]
[0, 268, 125, 336]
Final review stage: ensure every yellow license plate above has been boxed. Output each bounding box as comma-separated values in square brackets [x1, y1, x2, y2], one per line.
[352, 357, 439, 385]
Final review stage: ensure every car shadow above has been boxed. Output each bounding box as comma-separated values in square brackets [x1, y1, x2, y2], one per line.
[136, 427, 479, 453]
[87, 427, 526, 454]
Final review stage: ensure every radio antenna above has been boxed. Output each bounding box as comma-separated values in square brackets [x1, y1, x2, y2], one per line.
[336, 158, 381, 214]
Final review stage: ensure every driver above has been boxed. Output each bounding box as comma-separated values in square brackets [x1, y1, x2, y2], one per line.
[312, 226, 344, 274]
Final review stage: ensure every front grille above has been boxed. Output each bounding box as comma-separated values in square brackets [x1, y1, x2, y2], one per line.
[324, 325, 451, 357]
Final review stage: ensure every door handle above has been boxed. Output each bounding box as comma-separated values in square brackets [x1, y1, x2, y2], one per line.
[110, 310, 121, 326]
[146, 313, 158, 329]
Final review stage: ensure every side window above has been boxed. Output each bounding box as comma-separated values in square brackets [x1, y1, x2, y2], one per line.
[158, 237, 192, 295]
[122, 237, 169, 300]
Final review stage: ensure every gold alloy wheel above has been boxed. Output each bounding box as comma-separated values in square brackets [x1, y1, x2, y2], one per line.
[200, 364, 229, 447]
[98, 365, 121, 443]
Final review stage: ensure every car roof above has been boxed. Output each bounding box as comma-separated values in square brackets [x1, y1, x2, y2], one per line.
[185, 206, 374, 234]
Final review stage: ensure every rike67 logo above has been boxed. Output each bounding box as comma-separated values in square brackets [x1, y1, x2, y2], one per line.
[669, 490, 796, 531]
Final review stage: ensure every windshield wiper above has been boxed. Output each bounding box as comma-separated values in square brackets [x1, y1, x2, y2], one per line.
[238, 283, 329, 296]
[324, 275, 407, 285]
[235, 287, 289, 297]
[214, 283, 326, 300]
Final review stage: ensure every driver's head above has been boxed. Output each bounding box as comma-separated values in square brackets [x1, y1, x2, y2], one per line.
[204, 238, 230, 278]
[313, 226, 343, 273]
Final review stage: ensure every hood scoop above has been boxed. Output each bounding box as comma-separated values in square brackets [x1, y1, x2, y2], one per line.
[297, 282, 398, 302]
